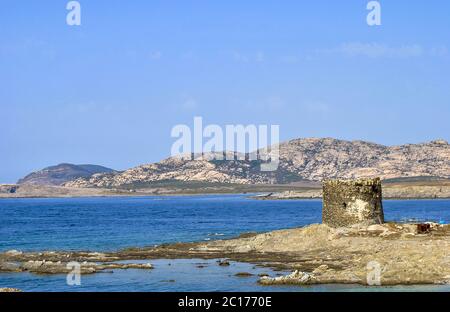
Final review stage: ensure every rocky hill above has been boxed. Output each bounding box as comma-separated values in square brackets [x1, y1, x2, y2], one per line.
[63, 138, 450, 188]
[18, 163, 116, 186]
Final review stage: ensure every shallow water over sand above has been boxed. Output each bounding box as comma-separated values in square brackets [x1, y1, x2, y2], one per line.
[2, 259, 450, 292]
[1, 195, 449, 291]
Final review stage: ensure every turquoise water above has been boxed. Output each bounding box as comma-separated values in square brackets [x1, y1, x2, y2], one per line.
[0, 195, 449, 291]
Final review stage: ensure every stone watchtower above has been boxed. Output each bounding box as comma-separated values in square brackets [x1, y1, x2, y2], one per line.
[322, 178, 384, 228]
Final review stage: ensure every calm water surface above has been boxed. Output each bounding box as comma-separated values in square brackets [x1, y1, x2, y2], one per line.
[1, 195, 449, 291]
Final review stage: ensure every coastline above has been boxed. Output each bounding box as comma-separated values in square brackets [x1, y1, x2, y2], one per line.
[2, 180, 450, 200]
[252, 181, 450, 201]
[0, 183, 317, 199]
[1, 222, 449, 286]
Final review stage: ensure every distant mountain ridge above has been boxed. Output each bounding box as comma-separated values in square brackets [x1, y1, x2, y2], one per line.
[18, 163, 116, 186]
[62, 138, 450, 188]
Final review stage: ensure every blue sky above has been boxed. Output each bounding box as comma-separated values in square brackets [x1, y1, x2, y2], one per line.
[1, 0, 449, 183]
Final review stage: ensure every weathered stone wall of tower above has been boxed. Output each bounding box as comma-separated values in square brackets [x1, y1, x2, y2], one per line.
[322, 178, 384, 227]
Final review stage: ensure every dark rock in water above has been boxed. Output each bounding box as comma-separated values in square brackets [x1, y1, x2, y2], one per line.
[218, 260, 230, 266]
[237, 232, 258, 239]
[235, 272, 254, 277]
[17, 163, 116, 186]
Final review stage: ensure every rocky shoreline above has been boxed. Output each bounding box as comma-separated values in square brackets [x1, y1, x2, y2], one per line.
[1, 222, 449, 287]
[253, 182, 450, 200]
[0, 288, 22, 292]
[0, 183, 318, 199]
[2, 181, 450, 200]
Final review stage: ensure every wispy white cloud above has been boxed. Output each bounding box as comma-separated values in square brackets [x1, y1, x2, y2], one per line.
[279, 55, 300, 64]
[0, 38, 56, 59]
[429, 46, 448, 57]
[181, 97, 199, 111]
[265, 96, 284, 111]
[149, 50, 162, 60]
[230, 51, 266, 63]
[234, 96, 285, 112]
[304, 101, 331, 115]
[255, 51, 265, 63]
[181, 50, 195, 60]
[231, 51, 249, 62]
[58, 101, 112, 116]
[319, 42, 449, 59]
[326, 42, 424, 58]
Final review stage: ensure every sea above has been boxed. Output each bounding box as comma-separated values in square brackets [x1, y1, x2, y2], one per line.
[0, 195, 449, 292]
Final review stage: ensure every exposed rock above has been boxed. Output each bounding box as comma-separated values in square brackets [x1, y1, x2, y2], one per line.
[259, 270, 314, 285]
[0, 262, 22, 272]
[189, 222, 450, 285]
[217, 260, 230, 266]
[235, 272, 254, 277]
[64, 138, 450, 188]
[0, 184, 128, 198]
[0, 258, 153, 275]
[312, 264, 329, 274]
[1, 222, 449, 285]
[0, 288, 22, 292]
[5, 250, 23, 256]
[366, 224, 387, 233]
[253, 180, 450, 200]
[254, 189, 322, 199]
